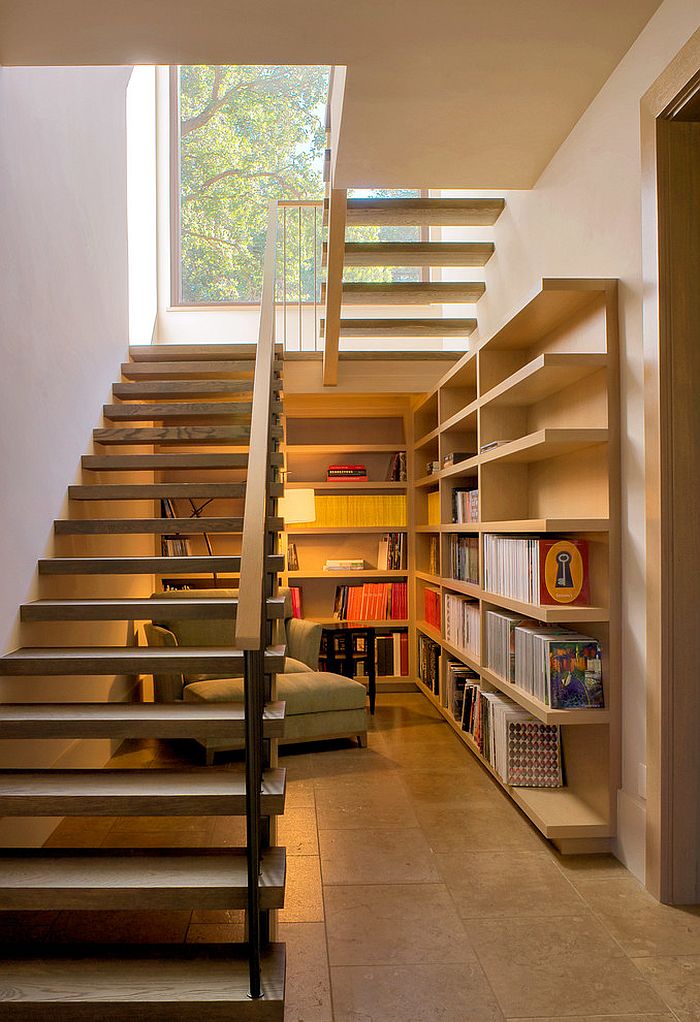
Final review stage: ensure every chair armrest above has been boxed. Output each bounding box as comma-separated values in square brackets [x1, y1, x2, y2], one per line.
[143, 622, 185, 702]
[285, 618, 322, 670]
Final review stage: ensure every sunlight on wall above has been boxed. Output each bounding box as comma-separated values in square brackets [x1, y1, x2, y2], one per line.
[127, 66, 157, 344]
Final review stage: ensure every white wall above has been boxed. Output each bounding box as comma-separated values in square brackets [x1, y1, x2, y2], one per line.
[127, 65, 157, 344]
[0, 65, 153, 844]
[442, 0, 700, 879]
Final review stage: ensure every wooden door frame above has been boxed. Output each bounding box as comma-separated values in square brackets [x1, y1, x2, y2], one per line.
[642, 28, 700, 903]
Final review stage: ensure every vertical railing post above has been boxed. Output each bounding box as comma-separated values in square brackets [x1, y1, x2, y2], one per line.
[243, 646, 264, 999]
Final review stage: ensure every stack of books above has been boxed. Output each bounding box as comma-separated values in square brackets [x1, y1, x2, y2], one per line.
[483, 534, 590, 606]
[442, 451, 473, 469]
[327, 464, 368, 481]
[386, 452, 407, 482]
[323, 558, 365, 571]
[424, 586, 441, 629]
[448, 534, 479, 584]
[444, 593, 480, 657]
[445, 659, 480, 721]
[313, 495, 407, 528]
[377, 532, 407, 570]
[452, 488, 479, 524]
[333, 581, 407, 621]
[418, 634, 441, 694]
[160, 499, 191, 557]
[375, 631, 409, 677]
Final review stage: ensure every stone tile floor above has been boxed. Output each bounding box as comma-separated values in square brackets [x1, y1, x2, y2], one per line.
[22, 693, 700, 1020]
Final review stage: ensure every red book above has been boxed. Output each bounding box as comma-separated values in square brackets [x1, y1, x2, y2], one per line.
[538, 538, 590, 606]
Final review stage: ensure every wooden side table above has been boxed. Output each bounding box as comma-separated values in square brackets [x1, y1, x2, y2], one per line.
[319, 623, 376, 714]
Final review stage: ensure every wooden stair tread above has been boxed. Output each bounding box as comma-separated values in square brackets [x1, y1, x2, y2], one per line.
[337, 281, 486, 304]
[0, 767, 286, 816]
[0, 847, 285, 910]
[69, 483, 247, 500]
[0, 701, 286, 739]
[341, 241, 494, 267]
[113, 380, 257, 399]
[82, 453, 277, 471]
[330, 318, 477, 337]
[128, 343, 283, 361]
[20, 596, 286, 622]
[93, 426, 283, 445]
[53, 517, 284, 536]
[38, 554, 284, 574]
[0, 645, 286, 676]
[103, 401, 260, 422]
[0, 942, 285, 1018]
[121, 359, 281, 379]
[345, 197, 505, 226]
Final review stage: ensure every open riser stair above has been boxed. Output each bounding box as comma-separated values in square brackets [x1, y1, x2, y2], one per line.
[0, 335, 286, 1018]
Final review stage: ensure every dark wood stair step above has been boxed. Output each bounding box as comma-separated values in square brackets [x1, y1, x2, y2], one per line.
[0, 767, 286, 816]
[324, 318, 477, 338]
[0, 847, 286, 910]
[345, 197, 505, 226]
[129, 343, 282, 361]
[83, 453, 253, 470]
[336, 281, 486, 305]
[121, 358, 282, 380]
[0, 941, 285, 1020]
[68, 482, 271, 501]
[341, 241, 495, 267]
[53, 517, 283, 536]
[93, 425, 283, 445]
[113, 380, 262, 400]
[37, 554, 284, 574]
[103, 401, 264, 422]
[20, 595, 286, 622]
[0, 701, 286, 740]
[0, 645, 285, 676]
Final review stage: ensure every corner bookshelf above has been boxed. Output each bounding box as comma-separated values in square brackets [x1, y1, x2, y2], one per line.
[283, 395, 416, 692]
[410, 279, 620, 853]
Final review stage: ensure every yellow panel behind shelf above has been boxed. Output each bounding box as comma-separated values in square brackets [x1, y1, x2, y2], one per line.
[313, 494, 407, 528]
[427, 491, 441, 526]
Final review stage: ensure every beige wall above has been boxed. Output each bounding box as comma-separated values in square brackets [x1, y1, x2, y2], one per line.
[0, 66, 154, 844]
[441, 0, 700, 879]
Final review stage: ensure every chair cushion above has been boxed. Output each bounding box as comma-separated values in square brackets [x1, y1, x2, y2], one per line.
[283, 657, 313, 674]
[184, 670, 367, 716]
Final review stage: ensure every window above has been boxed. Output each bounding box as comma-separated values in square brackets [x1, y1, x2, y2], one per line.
[172, 65, 330, 305]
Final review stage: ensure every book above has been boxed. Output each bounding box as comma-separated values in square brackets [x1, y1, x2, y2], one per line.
[377, 532, 407, 571]
[442, 451, 473, 467]
[327, 464, 368, 481]
[428, 535, 439, 576]
[289, 586, 303, 618]
[287, 541, 299, 572]
[426, 460, 441, 476]
[448, 534, 479, 584]
[424, 586, 441, 629]
[333, 582, 408, 621]
[427, 491, 441, 526]
[313, 494, 407, 528]
[444, 593, 480, 658]
[386, 451, 407, 482]
[451, 488, 479, 524]
[323, 559, 365, 571]
[418, 634, 441, 694]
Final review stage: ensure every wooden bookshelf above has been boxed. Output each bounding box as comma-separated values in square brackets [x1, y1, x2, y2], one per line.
[283, 395, 416, 692]
[409, 278, 620, 854]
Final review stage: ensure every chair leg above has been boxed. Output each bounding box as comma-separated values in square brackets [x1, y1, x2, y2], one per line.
[357, 732, 368, 748]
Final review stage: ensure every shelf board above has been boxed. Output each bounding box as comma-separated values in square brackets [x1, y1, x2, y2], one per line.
[287, 526, 407, 534]
[416, 678, 611, 839]
[480, 279, 613, 352]
[415, 570, 442, 586]
[288, 570, 408, 579]
[439, 401, 478, 434]
[414, 427, 440, 450]
[415, 524, 442, 533]
[441, 577, 480, 597]
[416, 619, 442, 644]
[478, 666, 610, 725]
[286, 481, 407, 491]
[440, 636, 481, 672]
[480, 518, 609, 533]
[285, 445, 406, 454]
[443, 523, 480, 532]
[311, 618, 409, 627]
[480, 352, 608, 409]
[479, 428, 608, 465]
[415, 474, 441, 489]
[440, 455, 480, 479]
[480, 589, 609, 622]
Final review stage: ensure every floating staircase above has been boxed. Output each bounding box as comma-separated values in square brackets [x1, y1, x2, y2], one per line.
[321, 193, 505, 384]
[0, 342, 286, 1017]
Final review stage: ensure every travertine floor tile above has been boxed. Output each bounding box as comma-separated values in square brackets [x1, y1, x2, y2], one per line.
[319, 827, 440, 885]
[315, 780, 419, 830]
[331, 962, 505, 1021]
[325, 883, 475, 966]
[634, 955, 700, 1020]
[551, 851, 630, 881]
[515, 1016, 674, 1021]
[576, 877, 700, 957]
[469, 914, 668, 1018]
[415, 802, 547, 854]
[279, 855, 324, 923]
[400, 766, 500, 805]
[278, 806, 319, 855]
[279, 921, 332, 1022]
[436, 850, 585, 918]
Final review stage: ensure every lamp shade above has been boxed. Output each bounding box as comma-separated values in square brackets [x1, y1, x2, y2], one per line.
[279, 488, 316, 525]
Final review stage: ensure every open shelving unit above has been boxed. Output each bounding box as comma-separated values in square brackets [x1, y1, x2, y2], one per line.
[410, 278, 620, 853]
[283, 395, 416, 692]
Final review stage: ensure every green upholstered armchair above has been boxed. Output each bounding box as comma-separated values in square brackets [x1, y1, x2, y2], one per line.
[143, 587, 367, 761]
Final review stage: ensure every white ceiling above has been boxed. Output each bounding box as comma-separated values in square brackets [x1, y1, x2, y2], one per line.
[0, 0, 663, 187]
